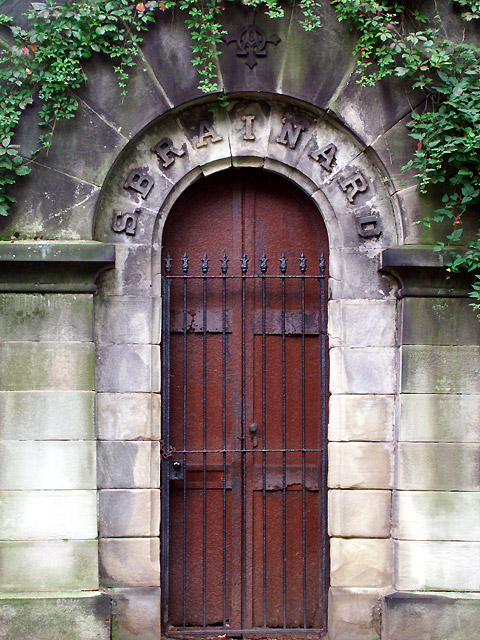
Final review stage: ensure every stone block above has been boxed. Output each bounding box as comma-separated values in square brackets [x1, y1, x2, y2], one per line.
[226, 99, 271, 162]
[77, 52, 170, 140]
[0, 593, 111, 640]
[97, 442, 160, 489]
[402, 298, 480, 346]
[328, 248, 394, 301]
[0, 441, 95, 490]
[281, 3, 358, 109]
[328, 587, 383, 640]
[0, 343, 94, 391]
[99, 538, 160, 588]
[402, 345, 480, 394]
[371, 110, 419, 194]
[329, 490, 391, 538]
[329, 68, 422, 146]
[140, 14, 203, 106]
[0, 540, 99, 592]
[398, 443, 480, 491]
[330, 538, 393, 588]
[16, 97, 125, 188]
[177, 104, 232, 173]
[0, 163, 99, 241]
[109, 587, 160, 640]
[329, 394, 395, 442]
[328, 300, 397, 347]
[0, 490, 96, 540]
[95, 344, 152, 393]
[399, 393, 480, 442]
[94, 295, 152, 344]
[328, 443, 393, 489]
[396, 540, 480, 591]
[99, 490, 160, 538]
[0, 391, 94, 440]
[97, 244, 152, 296]
[219, 3, 292, 97]
[0, 294, 93, 342]
[330, 347, 397, 395]
[383, 591, 480, 640]
[396, 184, 465, 246]
[394, 491, 480, 541]
[96, 393, 160, 441]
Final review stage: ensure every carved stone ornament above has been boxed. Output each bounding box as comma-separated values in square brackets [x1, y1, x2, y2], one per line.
[111, 209, 141, 236]
[222, 24, 280, 69]
[309, 143, 337, 172]
[152, 137, 186, 169]
[355, 206, 382, 238]
[338, 170, 369, 204]
[123, 168, 154, 199]
[276, 117, 305, 149]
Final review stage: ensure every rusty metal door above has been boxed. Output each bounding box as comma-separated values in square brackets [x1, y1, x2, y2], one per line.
[161, 169, 329, 638]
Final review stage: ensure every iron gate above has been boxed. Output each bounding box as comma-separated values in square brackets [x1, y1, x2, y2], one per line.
[161, 249, 328, 638]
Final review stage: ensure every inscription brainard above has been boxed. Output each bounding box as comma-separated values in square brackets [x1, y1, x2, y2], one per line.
[112, 111, 382, 239]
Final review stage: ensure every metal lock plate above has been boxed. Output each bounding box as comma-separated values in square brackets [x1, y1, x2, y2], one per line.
[169, 459, 184, 480]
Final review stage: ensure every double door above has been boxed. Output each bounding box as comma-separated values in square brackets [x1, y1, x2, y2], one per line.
[161, 169, 328, 638]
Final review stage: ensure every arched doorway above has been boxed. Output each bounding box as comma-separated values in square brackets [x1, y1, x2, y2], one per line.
[160, 168, 329, 638]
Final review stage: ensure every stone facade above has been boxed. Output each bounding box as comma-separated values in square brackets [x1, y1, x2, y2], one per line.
[0, 0, 479, 638]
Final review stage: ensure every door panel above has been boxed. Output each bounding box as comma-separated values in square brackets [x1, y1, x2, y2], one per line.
[161, 169, 328, 638]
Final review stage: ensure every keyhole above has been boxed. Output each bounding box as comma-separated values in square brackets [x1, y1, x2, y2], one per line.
[249, 423, 258, 448]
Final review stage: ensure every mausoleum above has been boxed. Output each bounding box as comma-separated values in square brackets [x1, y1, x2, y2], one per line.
[1, 0, 480, 638]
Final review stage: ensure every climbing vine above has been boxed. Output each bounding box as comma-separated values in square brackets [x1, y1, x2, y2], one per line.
[0, 0, 480, 309]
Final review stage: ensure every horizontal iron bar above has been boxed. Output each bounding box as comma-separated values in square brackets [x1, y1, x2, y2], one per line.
[167, 629, 326, 636]
[173, 448, 325, 454]
[163, 275, 323, 279]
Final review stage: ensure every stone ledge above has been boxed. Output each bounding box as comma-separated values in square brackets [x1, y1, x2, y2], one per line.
[0, 591, 110, 640]
[380, 245, 473, 298]
[383, 591, 480, 640]
[0, 241, 115, 293]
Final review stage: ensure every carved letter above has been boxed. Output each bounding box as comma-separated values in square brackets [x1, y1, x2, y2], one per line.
[309, 143, 337, 173]
[276, 117, 305, 149]
[338, 170, 369, 203]
[355, 207, 382, 238]
[111, 209, 141, 236]
[196, 121, 223, 148]
[152, 137, 186, 169]
[242, 114, 256, 141]
[124, 168, 154, 199]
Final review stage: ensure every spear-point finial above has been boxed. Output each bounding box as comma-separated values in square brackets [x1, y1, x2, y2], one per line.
[201, 251, 209, 274]
[221, 250, 229, 274]
[319, 253, 326, 275]
[279, 250, 287, 274]
[241, 253, 249, 273]
[182, 251, 189, 274]
[299, 252, 307, 274]
[165, 252, 172, 274]
[259, 252, 268, 274]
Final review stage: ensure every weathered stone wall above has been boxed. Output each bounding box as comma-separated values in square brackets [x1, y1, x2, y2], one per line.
[0, 0, 479, 638]
[0, 245, 114, 638]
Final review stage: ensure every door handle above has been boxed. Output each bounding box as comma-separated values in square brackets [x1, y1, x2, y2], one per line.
[249, 423, 258, 448]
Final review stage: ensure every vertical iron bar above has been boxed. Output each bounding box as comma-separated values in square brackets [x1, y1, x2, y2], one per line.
[260, 254, 268, 628]
[241, 253, 248, 630]
[161, 255, 172, 630]
[182, 254, 188, 631]
[280, 252, 287, 629]
[221, 252, 228, 628]
[300, 255, 307, 629]
[202, 251, 209, 630]
[319, 254, 328, 630]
